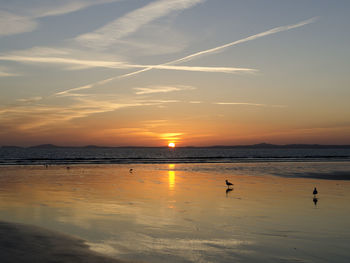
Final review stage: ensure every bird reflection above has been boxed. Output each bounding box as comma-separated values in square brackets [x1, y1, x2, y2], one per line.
[313, 197, 318, 207]
[226, 187, 233, 197]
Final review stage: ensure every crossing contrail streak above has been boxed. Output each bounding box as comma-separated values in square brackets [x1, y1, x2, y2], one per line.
[55, 17, 317, 96]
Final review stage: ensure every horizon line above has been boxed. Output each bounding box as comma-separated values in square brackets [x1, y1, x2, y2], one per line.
[2, 143, 350, 148]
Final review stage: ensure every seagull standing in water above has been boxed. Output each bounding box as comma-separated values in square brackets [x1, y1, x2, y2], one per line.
[226, 180, 233, 188]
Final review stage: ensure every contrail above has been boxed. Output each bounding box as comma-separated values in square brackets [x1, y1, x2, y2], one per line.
[117, 17, 317, 77]
[168, 17, 317, 65]
[55, 17, 317, 96]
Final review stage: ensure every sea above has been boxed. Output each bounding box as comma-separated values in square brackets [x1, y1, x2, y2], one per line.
[1, 146, 350, 165]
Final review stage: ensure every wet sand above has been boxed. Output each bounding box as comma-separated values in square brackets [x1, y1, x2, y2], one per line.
[0, 163, 350, 262]
[0, 221, 130, 263]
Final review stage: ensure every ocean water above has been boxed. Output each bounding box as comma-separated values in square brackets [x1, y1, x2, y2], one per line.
[1, 147, 350, 165]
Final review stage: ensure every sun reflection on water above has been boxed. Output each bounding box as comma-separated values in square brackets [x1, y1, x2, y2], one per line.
[168, 164, 175, 190]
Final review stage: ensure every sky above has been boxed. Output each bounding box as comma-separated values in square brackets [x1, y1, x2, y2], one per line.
[0, 0, 350, 146]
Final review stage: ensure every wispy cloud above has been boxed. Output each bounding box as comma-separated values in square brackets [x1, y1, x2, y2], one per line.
[43, 63, 254, 97]
[29, 0, 119, 18]
[169, 17, 318, 65]
[113, 24, 189, 56]
[0, 98, 159, 131]
[0, 94, 183, 131]
[134, 85, 195, 95]
[54, 77, 116, 96]
[3, 16, 316, 107]
[148, 65, 255, 73]
[61, 17, 316, 96]
[0, 0, 120, 37]
[0, 11, 37, 36]
[119, 17, 317, 77]
[76, 0, 204, 49]
[215, 102, 287, 108]
[0, 55, 255, 74]
[0, 68, 17, 77]
[141, 119, 169, 129]
[16, 97, 43, 103]
[0, 55, 129, 69]
[160, 132, 183, 141]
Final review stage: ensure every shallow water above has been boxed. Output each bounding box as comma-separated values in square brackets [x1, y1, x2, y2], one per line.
[1, 147, 350, 165]
[0, 163, 350, 262]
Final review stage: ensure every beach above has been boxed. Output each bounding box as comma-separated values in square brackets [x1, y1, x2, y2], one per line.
[0, 163, 350, 262]
[0, 221, 127, 263]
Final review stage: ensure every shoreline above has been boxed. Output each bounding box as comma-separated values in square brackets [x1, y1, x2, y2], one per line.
[1, 162, 350, 180]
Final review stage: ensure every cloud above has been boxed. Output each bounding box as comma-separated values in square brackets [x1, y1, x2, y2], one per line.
[54, 77, 116, 96]
[116, 17, 318, 78]
[65, 17, 316, 95]
[138, 99, 180, 104]
[75, 0, 204, 49]
[0, 94, 181, 131]
[0, 55, 129, 69]
[0, 68, 17, 77]
[160, 133, 183, 141]
[215, 102, 287, 108]
[3, 0, 119, 18]
[0, 1, 120, 37]
[29, 0, 119, 18]
[134, 85, 195, 95]
[168, 17, 318, 65]
[141, 119, 169, 129]
[112, 24, 189, 56]
[0, 52, 252, 98]
[0, 102, 143, 131]
[0, 54, 255, 74]
[48, 64, 253, 97]
[2, 16, 315, 102]
[0, 11, 37, 36]
[16, 97, 43, 103]
[0, 46, 129, 71]
[147, 65, 256, 73]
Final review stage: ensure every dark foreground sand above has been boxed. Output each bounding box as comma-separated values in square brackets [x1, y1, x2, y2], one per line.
[0, 221, 131, 263]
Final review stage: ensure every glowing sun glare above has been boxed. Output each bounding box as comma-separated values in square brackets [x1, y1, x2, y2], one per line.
[168, 142, 176, 148]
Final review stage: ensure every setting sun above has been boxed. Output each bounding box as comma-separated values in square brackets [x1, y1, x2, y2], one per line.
[168, 142, 176, 148]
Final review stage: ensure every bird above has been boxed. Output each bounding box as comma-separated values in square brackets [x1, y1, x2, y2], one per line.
[129, 168, 133, 173]
[225, 180, 233, 188]
[313, 187, 318, 195]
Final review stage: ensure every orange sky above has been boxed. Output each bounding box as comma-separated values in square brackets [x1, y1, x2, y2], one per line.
[1, 1, 350, 146]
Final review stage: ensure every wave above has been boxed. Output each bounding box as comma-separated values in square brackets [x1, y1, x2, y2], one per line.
[1, 147, 350, 165]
